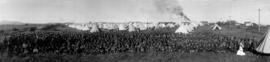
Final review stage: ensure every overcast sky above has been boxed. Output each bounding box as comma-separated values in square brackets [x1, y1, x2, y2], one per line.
[179, 0, 270, 24]
[0, 0, 270, 24]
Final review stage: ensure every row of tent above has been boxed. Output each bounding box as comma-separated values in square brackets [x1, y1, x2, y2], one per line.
[66, 22, 223, 34]
[67, 22, 182, 32]
[174, 22, 223, 34]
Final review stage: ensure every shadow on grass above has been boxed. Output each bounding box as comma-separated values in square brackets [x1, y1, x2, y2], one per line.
[251, 50, 270, 56]
[250, 50, 270, 62]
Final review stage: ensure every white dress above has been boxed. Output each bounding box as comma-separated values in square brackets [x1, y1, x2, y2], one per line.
[236, 46, 246, 56]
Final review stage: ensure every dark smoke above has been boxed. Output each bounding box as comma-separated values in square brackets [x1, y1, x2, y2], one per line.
[154, 0, 190, 21]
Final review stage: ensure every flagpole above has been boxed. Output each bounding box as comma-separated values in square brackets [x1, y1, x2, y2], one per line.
[258, 8, 261, 32]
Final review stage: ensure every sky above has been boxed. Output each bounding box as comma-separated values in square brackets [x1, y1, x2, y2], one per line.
[178, 0, 270, 24]
[0, 0, 270, 24]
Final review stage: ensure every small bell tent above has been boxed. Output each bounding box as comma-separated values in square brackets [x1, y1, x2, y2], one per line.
[128, 23, 136, 32]
[175, 24, 189, 34]
[211, 24, 222, 30]
[118, 24, 127, 30]
[256, 27, 270, 54]
[90, 23, 100, 33]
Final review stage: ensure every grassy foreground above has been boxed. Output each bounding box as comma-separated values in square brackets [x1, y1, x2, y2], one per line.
[1, 52, 270, 62]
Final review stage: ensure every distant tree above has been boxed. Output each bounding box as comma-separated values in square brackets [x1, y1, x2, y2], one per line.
[216, 21, 224, 26]
[25, 24, 29, 26]
[0, 30, 4, 33]
[200, 21, 208, 25]
[246, 23, 259, 31]
[41, 25, 57, 31]
[225, 20, 237, 25]
[12, 28, 19, 31]
[40, 24, 65, 31]
[29, 27, 37, 31]
[23, 28, 28, 31]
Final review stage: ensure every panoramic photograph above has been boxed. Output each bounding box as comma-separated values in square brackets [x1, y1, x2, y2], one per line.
[1, 0, 270, 62]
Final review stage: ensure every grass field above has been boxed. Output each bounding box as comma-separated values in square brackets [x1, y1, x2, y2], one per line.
[1, 52, 270, 62]
[0, 24, 270, 62]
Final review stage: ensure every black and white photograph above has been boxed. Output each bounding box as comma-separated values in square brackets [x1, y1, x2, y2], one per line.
[0, 0, 270, 62]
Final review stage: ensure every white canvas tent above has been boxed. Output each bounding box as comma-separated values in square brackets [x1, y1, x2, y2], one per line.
[90, 23, 100, 33]
[118, 24, 127, 30]
[103, 24, 117, 30]
[256, 27, 270, 53]
[175, 21, 199, 34]
[175, 24, 189, 34]
[167, 24, 176, 28]
[67, 24, 90, 31]
[128, 23, 136, 32]
[80, 24, 90, 31]
[190, 22, 198, 28]
[97, 23, 104, 28]
[153, 22, 160, 29]
[159, 24, 166, 28]
[211, 24, 222, 30]
[137, 23, 148, 30]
